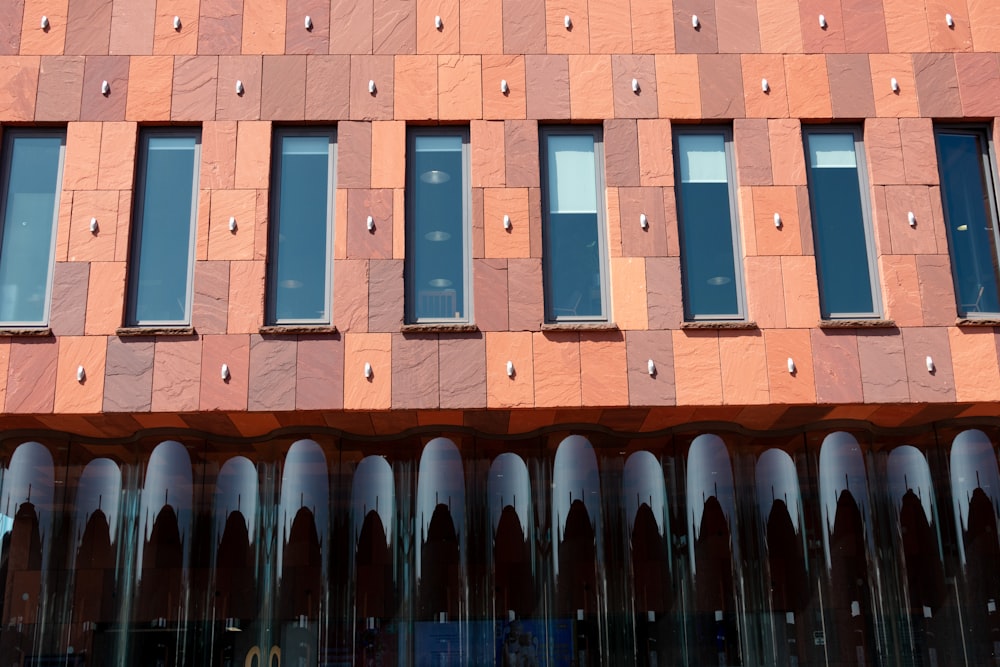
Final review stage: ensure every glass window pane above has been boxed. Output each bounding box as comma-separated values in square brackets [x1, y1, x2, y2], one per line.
[675, 132, 741, 319]
[130, 134, 199, 325]
[0, 134, 63, 324]
[935, 131, 1000, 315]
[542, 130, 606, 321]
[805, 131, 877, 317]
[409, 132, 468, 321]
[270, 133, 333, 323]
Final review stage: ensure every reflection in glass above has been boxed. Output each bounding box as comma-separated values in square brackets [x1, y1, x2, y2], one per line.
[623, 451, 671, 666]
[269, 132, 335, 323]
[0, 442, 55, 660]
[755, 448, 809, 664]
[129, 131, 199, 325]
[818, 432, 877, 665]
[408, 132, 468, 321]
[935, 130, 1000, 315]
[0, 132, 64, 324]
[552, 435, 603, 665]
[133, 440, 194, 665]
[686, 434, 741, 666]
[488, 453, 534, 622]
[69, 458, 122, 663]
[542, 130, 606, 320]
[351, 455, 397, 664]
[277, 439, 329, 665]
[950, 429, 1000, 663]
[804, 130, 879, 318]
[675, 132, 742, 319]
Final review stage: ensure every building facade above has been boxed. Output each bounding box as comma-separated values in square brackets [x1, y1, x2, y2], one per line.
[0, 0, 1000, 665]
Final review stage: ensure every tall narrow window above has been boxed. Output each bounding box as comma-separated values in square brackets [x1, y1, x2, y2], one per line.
[127, 129, 201, 326]
[540, 127, 608, 322]
[674, 128, 745, 320]
[0, 130, 65, 325]
[803, 128, 881, 319]
[406, 129, 471, 323]
[268, 129, 336, 324]
[935, 127, 1000, 317]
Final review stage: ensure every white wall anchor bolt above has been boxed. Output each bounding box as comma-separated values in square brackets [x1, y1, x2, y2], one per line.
[364, 362, 373, 380]
[640, 213, 649, 230]
[761, 78, 769, 93]
[229, 216, 237, 232]
[501, 79, 509, 94]
[90, 217, 99, 234]
[891, 77, 899, 93]
[506, 360, 515, 377]
[304, 15, 313, 30]
[368, 79, 376, 95]
[946, 13, 954, 28]
[908, 211, 916, 227]
[631, 78, 640, 93]
[173, 15, 182, 30]
[435, 15, 443, 30]
[692, 14, 700, 29]
[101, 80, 110, 96]
[503, 214, 512, 231]
[40, 16, 49, 30]
[76, 365, 85, 383]
[367, 215, 375, 232]
[235, 79, 244, 95]
[647, 359, 656, 376]
[774, 212, 782, 229]
[787, 358, 796, 374]
[926, 356, 935, 373]
[819, 14, 827, 29]
[221, 364, 230, 381]
[564, 15, 572, 29]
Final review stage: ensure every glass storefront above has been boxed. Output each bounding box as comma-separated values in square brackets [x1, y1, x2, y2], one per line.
[0, 422, 997, 665]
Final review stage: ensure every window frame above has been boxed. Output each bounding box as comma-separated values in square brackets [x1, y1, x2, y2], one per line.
[405, 127, 473, 324]
[0, 128, 66, 327]
[802, 125, 883, 320]
[125, 127, 202, 327]
[672, 125, 747, 322]
[266, 127, 337, 326]
[934, 123, 1000, 319]
[539, 125, 610, 324]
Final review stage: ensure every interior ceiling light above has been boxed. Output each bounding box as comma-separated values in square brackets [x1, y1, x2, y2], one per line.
[421, 170, 451, 184]
[429, 278, 453, 288]
[425, 231, 451, 241]
[707, 276, 731, 286]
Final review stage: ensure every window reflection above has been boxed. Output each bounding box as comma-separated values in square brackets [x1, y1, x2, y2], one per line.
[818, 432, 876, 665]
[488, 453, 534, 622]
[686, 434, 740, 666]
[624, 450, 671, 666]
[0, 442, 55, 661]
[133, 440, 193, 665]
[351, 455, 397, 664]
[552, 435, 602, 665]
[277, 439, 329, 664]
[950, 429, 1000, 663]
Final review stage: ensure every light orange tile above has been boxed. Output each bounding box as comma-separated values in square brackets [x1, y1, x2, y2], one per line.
[768, 119, 807, 186]
[781, 255, 820, 327]
[637, 119, 673, 187]
[97, 122, 138, 191]
[394, 55, 438, 120]
[588, 0, 632, 53]
[611, 257, 648, 329]
[208, 189, 256, 260]
[460, 0, 503, 54]
[392, 189, 405, 259]
[471, 120, 505, 187]
[126, 56, 173, 121]
[20, 0, 68, 55]
[54, 336, 106, 413]
[532, 332, 581, 407]
[784, 55, 831, 119]
[655, 54, 700, 119]
[482, 55, 526, 120]
[370, 121, 406, 188]
[878, 254, 923, 327]
[757, 0, 803, 53]
[736, 186, 756, 257]
[631, 0, 674, 54]
[764, 329, 815, 404]
[68, 190, 119, 262]
[483, 188, 530, 258]
[744, 255, 786, 329]
[417, 0, 460, 53]
[719, 331, 769, 405]
[672, 330, 722, 405]
[752, 186, 801, 256]
[334, 188, 349, 259]
[227, 260, 265, 333]
[200, 121, 238, 190]
[115, 189, 133, 261]
[546, 0, 589, 54]
[569, 54, 613, 120]
[195, 189, 211, 260]
[234, 121, 272, 189]
[606, 187, 622, 257]
[486, 331, 534, 408]
[0, 57, 40, 121]
[154, 0, 200, 54]
[242, 0, 286, 54]
[438, 55, 482, 121]
[580, 332, 628, 406]
[949, 326, 1000, 402]
[741, 54, 789, 119]
[85, 262, 126, 334]
[54, 190, 73, 262]
[870, 54, 919, 118]
[968, 0, 1000, 51]
[883, 0, 930, 52]
[344, 332, 392, 410]
[63, 122, 102, 191]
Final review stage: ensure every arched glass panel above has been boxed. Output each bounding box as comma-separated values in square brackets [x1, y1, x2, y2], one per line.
[276, 439, 329, 664]
[685, 434, 741, 666]
[0, 442, 55, 660]
[209, 456, 259, 664]
[414, 437, 466, 664]
[950, 429, 1000, 664]
[817, 431, 878, 665]
[623, 450, 672, 667]
[68, 458, 122, 663]
[552, 434, 603, 665]
[131, 440, 194, 665]
[350, 455, 397, 664]
[754, 448, 810, 664]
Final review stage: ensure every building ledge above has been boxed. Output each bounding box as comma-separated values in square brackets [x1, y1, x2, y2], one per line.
[956, 317, 1000, 327]
[116, 326, 196, 337]
[401, 323, 479, 333]
[818, 319, 897, 329]
[680, 320, 758, 330]
[541, 322, 619, 332]
[259, 324, 338, 335]
[0, 327, 52, 337]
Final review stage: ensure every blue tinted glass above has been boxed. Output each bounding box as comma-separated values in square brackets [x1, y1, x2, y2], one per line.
[0, 135, 63, 324]
[676, 133, 740, 318]
[272, 135, 332, 323]
[132, 135, 198, 324]
[936, 132, 1000, 315]
[410, 133, 466, 320]
[544, 133, 604, 320]
[806, 132, 876, 317]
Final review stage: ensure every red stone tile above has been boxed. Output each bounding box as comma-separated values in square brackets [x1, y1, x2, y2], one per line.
[125, 55, 172, 121]
[35, 56, 84, 121]
[745, 255, 786, 329]
[611, 55, 657, 119]
[333, 258, 368, 332]
[372, 0, 416, 54]
[79, 56, 127, 121]
[915, 254, 957, 326]
[471, 121, 505, 187]
[757, 0, 802, 53]
[260, 55, 307, 120]
[438, 54, 482, 120]
[949, 327, 1000, 402]
[215, 55, 262, 120]
[416, 0, 459, 54]
[784, 54, 831, 119]
[200, 334, 250, 411]
[523, 54, 569, 120]
[632, 0, 674, 54]
[502, 0, 545, 54]
[85, 261, 126, 334]
[482, 55, 526, 120]
[460, 0, 502, 54]
[50, 262, 89, 336]
[242, 0, 285, 54]
[604, 119, 639, 187]
[54, 335, 106, 414]
[765, 329, 815, 404]
[879, 254, 923, 328]
[827, 54, 876, 119]
[619, 187, 668, 257]
[955, 53, 1000, 118]
[719, 330, 770, 405]
[474, 259, 508, 331]
[192, 260, 230, 334]
[865, 118, 905, 186]
[655, 54, 700, 119]
[672, 330, 722, 405]
[673, 0, 716, 53]
[351, 55, 394, 120]
[902, 327, 955, 403]
[247, 334, 296, 411]
[734, 118, 772, 186]
[810, 329, 863, 403]
[899, 118, 939, 186]
[485, 331, 532, 407]
[637, 119, 673, 187]
[625, 330, 675, 406]
[234, 121, 271, 189]
[507, 258, 543, 330]
[798, 0, 845, 53]
[392, 54, 436, 120]
[5, 339, 57, 414]
[227, 260, 265, 333]
[331, 0, 372, 53]
[913, 53, 961, 118]
[883, 0, 930, 52]
[295, 334, 344, 410]
[367, 259, 403, 332]
[153, 0, 199, 55]
[285, 0, 330, 54]
[532, 332, 581, 407]
[346, 189, 393, 259]
[645, 257, 683, 329]
[305, 55, 350, 119]
[841, 0, 888, 53]
[504, 120, 539, 189]
[870, 53, 919, 118]
[968, 0, 1000, 51]
[439, 333, 486, 408]
[104, 335, 153, 411]
[172, 55, 218, 121]
[545, 0, 589, 54]
[741, 54, 788, 119]
[390, 334, 439, 409]
[199, 0, 243, 54]
[65, 0, 112, 55]
[337, 124, 372, 189]
[109, 0, 155, 54]
[768, 119, 807, 186]
[781, 255, 820, 328]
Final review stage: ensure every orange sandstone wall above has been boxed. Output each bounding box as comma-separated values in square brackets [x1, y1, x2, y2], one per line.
[0, 0, 998, 434]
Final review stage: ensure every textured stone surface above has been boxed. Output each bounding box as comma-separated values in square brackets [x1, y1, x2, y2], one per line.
[334, 259, 369, 331]
[471, 121, 505, 187]
[438, 333, 486, 408]
[734, 119, 772, 187]
[285, 0, 330, 53]
[611, 55, 657, 119]
[842, 0, 888, 53]
[392, 54, 436, 119]
[0, 56, 39, 120]
[741, 54, 788, 119]
[85, 262, 125, 334]
[234, 121, 271, 189]
[242, 0, 285, 54]
[350, 55, 394, 120]
[109, 0, 155, 54]
[438, 54, 482, 120]
[781, 255, 820, 327]
[717, 0, 760, 53]
[330, 0, 372, 53]
[768, 119, 807, 186]
[0, 0, 25, 56]
[752, 186, 800, 256]
[5, 339, 57, 413]
[200, 334, 250, 410]
[347, 189, 393, 259]
[125, 55, 172, 120]
[719, 330, 769, 405]
[296, 334, 344, 409]
[504, 120, 539, 189]
[619, 187, 667, 257]
[698, 54, 745, 119]
[580, 331, 628, 406]
[35, 56, 84, 121]
[955, 53, 1000, 117]
[784, 55, 831, 119]
[949, 327, 1000, 402]
[103, 336, 153, 411]
[486, 331, 533, 407]
[757, 0, 802, 53]
[507, 259, 542, 330]
[259, 55, 307, 120]
[525, 55, 569, 120]
[913, 53, 962, 117]
[172, 55, 218, 120]
[673, 0, 716, 53]
[672, 330, 722, 405]
[391, 334, 438, 408]
[216, 55, 262, 120]
[637, 119, 673, 186]
[502, 0, 545, 54]
[645, 257, 683, 329]
[869, 54, 918, 118]
[902, 327, 955, 403]
[199, 0, 243, 54]
[589, 0, 631, 54]
[337, 121, 372, 188]
[532, 332, 581, 407]
[65, 0, 112, 54]
[474, 259, 508, 331]
[368, 259, 403, 332]
[745, 256, 786, 329]
[372, 0, 415, 54]
[481, 55, 525, 120]
[68, 189, 118, 262]
[625, 330, 675, 406]
[655, 54, 700, 119]
[460, 0, 501, 53]
[344, 332, 392, 409]
[193, 261, 230, 334]
[611, 257, 647, 329]
[827, 54, 876, 119]
[304, 55, 350, 119]
[153, 0, 199, 55]
[227, 260, 265, 333]
[865, 118, 905, 185]
[604, 119, 639, 187]
[899, 118, 938, 185]
[483, 188, 529, 258]
[915, 255, 957, 326]
[810, 330, 864, 403]
[54, 335, 107, 413]
[248, 334, 296, 410]
[765, 329, 816, 404]
[798, 0, 845, 53]
[857, 332, 910, 403]
[631, 0, 673, 54]
[151, 338, 201, 411]
[50, 262, 89, 336]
